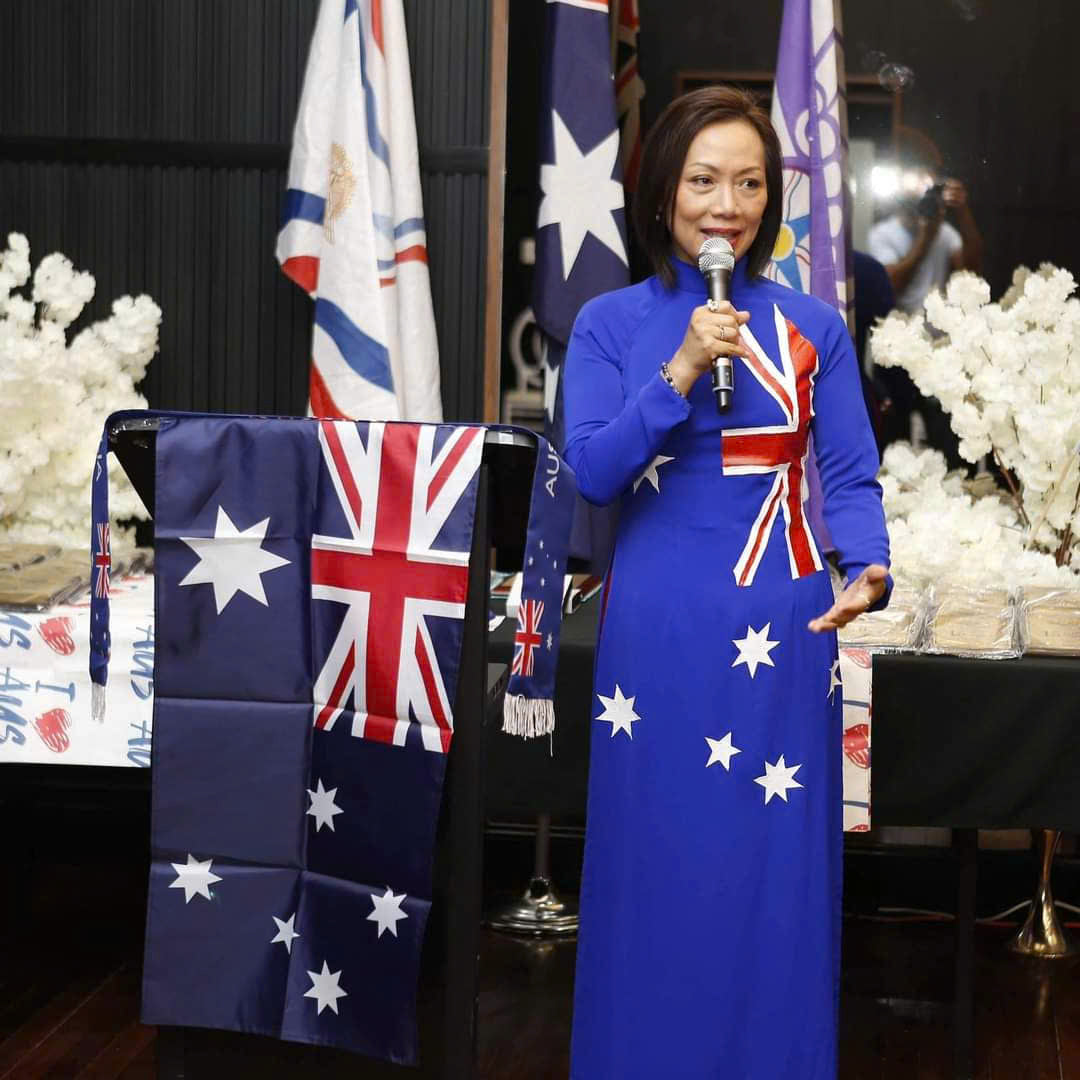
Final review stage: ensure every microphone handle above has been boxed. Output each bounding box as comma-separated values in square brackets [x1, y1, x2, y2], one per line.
[706, 268, 734, 413]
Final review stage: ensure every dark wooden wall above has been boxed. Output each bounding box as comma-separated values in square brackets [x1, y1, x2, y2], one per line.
[0, 0, 495, 422]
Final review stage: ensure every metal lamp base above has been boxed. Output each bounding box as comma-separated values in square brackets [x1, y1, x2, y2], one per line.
[1008, 830, 1078, 959]
[487, 876, 579, 937]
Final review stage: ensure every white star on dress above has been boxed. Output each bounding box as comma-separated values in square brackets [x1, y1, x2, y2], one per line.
[179, 506, 291, 614]
[705, 732, 741, 771]
[754, 755, 804, 804]
[537, 110, 628, 281]
[546, 632, 554, 651]
[169, 854, 222, 904]
[304, 960, 348, 1015]
[306, 778, 343, 832]
[595, 685, 640, 739]
[368, 886, 409, 938]
[270, 913, 300, 954]
[828, 659, 842, 702]
[732, 623, 780, 678]
[632, 454, 675, 494]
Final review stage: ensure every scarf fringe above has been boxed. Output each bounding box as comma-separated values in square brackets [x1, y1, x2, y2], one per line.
[501, 693, 555, 739]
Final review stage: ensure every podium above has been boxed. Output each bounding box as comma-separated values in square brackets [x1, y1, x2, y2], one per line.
[109, 416, 543, 1079]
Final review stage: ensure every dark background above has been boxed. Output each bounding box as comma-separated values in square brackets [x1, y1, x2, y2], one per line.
[1, 1, 1076, 419]
[500, 0, 1080, 390]
[0, 0, 495, 421]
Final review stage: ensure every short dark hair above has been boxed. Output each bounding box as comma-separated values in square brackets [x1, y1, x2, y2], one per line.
[632, 86, 783, 287]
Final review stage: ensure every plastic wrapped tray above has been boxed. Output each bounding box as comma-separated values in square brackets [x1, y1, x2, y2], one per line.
[837, 585, 925, 652]
[1018, 586, 1080, 657]
[921, 584, 1019, 659]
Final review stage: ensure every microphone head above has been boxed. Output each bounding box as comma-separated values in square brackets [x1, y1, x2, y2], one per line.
[697, 235, 735, 274]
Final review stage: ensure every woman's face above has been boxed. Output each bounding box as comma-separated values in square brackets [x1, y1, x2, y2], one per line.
[669, 119, 769, 267]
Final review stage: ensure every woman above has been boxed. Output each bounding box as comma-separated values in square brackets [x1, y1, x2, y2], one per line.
[563, 86, 891, 1078]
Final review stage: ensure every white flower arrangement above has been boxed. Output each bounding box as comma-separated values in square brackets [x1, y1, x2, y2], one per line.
[877, 443, 1076, 591]
[0, 233, 161, 548]
[871, 263, 1080, 574]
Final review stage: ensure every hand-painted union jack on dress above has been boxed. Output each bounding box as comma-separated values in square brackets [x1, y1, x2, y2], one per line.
[722, 305, 824, 587]
[311, 420, 484, 753]
[512, 598, 545, 678]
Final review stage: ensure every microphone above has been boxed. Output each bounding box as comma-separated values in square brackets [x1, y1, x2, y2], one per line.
[697, 236, 736, 413]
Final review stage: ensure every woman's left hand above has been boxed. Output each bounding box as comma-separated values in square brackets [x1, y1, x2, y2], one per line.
[807, 564, 890, 633]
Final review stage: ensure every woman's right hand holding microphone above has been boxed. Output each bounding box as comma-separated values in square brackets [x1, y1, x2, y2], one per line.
[665, 300, 752, 398]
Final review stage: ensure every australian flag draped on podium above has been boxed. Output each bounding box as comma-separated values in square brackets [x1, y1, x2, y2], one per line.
[276, 0, 441, 423]
[134, 413, 484, 1062]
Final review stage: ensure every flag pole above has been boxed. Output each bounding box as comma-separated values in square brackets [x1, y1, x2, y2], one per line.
[483, 0, 509, 421]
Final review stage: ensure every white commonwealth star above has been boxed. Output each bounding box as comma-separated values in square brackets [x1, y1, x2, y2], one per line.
[306, 778, 343, 832]
[754, 755, 804, 805]
[632, 454, 675, 494]
[544, 351, 560, 424]
[828, 659, 842, 702]
[179, 505, 291, 614]
[705, 732, 741, 771]
[270, 913, 300, 954]
[304, 960, 348, 1015]
[732, 623, 780, 678]
[537, 110, 628, 281]
[595, 684, 640, 739]
[368, 886, 409, 938]
[169, 854, 222, 904]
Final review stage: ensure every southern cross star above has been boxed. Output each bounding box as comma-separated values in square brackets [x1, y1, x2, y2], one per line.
[368, 886, 409, 938]
[754, 755, 804, 805]
[705, 732, 741, 771]
[169, 854, 222, 904]
[731, 623, 780, 679]
[595, 684, 640, 739]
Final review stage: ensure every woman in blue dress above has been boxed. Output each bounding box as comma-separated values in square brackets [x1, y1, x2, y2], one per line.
[563, 87, 891, 1078]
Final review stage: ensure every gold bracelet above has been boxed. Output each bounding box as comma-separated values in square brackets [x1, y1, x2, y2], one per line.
[660, 361, 687, 399]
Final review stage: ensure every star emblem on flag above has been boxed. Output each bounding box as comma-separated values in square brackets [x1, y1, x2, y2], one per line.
[179, 506, 291, 614]
[537, 111, 628, 281]
[304, 960, 348, 1015]
[169, 854, 222, 904]
[732, 623, 780, 678]
[754, 755, 804, 804]
[270, 913, 300, 954]
[595, 684, 640, 739]
[306, 778, 344, 832]
[368, 886, 409, 938]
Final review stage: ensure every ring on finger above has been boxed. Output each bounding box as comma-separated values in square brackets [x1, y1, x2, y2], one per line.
[707, 298, 719, 313]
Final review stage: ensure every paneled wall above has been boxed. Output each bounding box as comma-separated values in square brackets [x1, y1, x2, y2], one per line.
[0, 0, 495, 421]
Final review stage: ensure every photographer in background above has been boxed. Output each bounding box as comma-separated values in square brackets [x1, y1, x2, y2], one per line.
[868, 177, 984, 467]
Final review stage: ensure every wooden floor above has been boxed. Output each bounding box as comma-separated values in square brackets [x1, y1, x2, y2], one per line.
[3, 872, 1080, 1079]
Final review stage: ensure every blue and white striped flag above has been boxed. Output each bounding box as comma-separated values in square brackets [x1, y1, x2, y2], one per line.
[276, 0, 442, 423]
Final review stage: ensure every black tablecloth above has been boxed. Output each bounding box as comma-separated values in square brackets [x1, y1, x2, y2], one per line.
[872, 653, 1080, 829]
[487, 609, 1080, 830]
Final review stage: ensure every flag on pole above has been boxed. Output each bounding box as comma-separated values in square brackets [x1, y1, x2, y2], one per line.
[614, 0, 645, 197]
[765, 0, 853, 324]
[276, 0, 442, 423]
[765, 0, 853, 549]
[534, 0, 630, 452]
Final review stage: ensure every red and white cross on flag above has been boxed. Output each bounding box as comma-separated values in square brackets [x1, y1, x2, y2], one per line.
[94, 523, 111, 598]
[722, 305, 825, 587]
[310, 419, 485, 754]
[512, 598, 545, 678]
